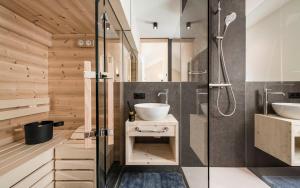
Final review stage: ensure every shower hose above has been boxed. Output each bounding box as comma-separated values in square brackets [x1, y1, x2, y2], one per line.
[216, 37, 237, 117]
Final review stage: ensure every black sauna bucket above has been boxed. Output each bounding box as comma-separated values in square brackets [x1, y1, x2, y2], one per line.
[24, 121, 64, 145]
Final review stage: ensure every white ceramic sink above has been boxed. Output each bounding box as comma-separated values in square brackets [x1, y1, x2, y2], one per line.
[134, 103, 170, 121]
[272, 103, 300, 120]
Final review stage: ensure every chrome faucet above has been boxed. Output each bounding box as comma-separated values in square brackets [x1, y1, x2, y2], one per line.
[158, 89, 169, 104]
[263, 88, 285, 115]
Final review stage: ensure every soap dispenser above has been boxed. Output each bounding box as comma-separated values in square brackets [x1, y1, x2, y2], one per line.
[127, 101, 135, 122]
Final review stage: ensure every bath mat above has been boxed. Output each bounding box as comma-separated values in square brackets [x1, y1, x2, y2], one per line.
[119, 172, 186, 188]
[262, 176, 300, 188]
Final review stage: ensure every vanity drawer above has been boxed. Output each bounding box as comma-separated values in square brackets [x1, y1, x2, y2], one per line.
[127, 124, 176, 137]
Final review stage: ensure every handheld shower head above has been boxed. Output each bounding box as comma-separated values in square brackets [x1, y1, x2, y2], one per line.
[225, 12, 237, 26]
[223, 12, 237, 35]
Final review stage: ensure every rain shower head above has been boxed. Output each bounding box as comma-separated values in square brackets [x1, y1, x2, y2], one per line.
[225, 12, 237, 27]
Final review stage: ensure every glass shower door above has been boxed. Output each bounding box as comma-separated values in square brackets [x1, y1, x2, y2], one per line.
[95, 0, 106, 187]
[96, 0, 123, 187]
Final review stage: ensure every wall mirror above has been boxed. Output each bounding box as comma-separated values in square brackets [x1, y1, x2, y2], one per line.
[124, 0, 208, 82]
[246, 0, 300, 82]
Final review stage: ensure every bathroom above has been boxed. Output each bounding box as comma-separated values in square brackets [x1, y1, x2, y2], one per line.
[0, 0, 299, 187]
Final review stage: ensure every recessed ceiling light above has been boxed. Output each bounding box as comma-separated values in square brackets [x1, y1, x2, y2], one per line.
[153, 22, 158, 30]
[186, 22, 191, 30]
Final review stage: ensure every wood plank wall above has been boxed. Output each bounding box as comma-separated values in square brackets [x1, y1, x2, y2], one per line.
[48, 34, 96, 130]
[0, 5, 51, 146]
[49, 35, 123, 163]
[0, 4, 122, 163]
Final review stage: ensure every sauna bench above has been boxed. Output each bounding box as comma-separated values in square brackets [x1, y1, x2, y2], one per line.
[125, 114, 179, 165]
[55, 126, 96, 188]
[255, 114, 300, 166]
[0, 133, 66, 188]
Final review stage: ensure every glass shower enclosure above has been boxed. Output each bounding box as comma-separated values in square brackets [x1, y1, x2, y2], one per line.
[95, 0, 209, 187]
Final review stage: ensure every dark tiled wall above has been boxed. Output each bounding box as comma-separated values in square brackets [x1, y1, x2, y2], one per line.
[123, 82, 207, 166]
[181, 83, 207, 166]
[189, 49, 208, 83]
[208, 0, 246, 166]
[246, 82, 300, 167]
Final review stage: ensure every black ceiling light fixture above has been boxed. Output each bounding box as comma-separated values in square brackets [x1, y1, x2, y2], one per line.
[186, 22, 191, 30]
[153, 22, 158, 30]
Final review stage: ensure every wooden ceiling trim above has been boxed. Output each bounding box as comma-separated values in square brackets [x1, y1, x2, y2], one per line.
[0, 5, 52, 47]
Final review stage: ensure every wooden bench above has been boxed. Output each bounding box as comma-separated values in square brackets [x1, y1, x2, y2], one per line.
[55, 126, 96, 188]
[0, 133, 65, 188]
[0, 127, 98, 188]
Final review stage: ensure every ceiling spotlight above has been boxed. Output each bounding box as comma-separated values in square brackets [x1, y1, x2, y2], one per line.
[186, 22, 191, 30]
[106, 22, 110, 30]
[153, 22, 158, 30]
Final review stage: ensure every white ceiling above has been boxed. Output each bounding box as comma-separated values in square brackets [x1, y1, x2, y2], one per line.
[132, 0, 181, 38]
[246, 0, 265, 15]
[246, 0, 291, 28]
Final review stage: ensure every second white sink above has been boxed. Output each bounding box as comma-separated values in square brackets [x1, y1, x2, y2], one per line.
[134, 103, 170, 121]
[272, 103, 300, 120]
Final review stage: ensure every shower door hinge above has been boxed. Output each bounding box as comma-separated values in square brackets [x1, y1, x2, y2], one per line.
[99, 128, 114, 137]
[99, 72, 112, 79]
[85, 129, 113, 138]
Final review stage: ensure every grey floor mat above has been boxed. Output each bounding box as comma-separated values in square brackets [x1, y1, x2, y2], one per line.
[119, 172, 187, 188]
[262, 176, 300, 188]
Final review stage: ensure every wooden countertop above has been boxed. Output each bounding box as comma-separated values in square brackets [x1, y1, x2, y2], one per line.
[255, 114, 300, 125]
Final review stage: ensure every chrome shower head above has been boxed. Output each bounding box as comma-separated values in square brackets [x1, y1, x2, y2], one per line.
[225, 12, 237, 27]
[222, 12, 237, 36]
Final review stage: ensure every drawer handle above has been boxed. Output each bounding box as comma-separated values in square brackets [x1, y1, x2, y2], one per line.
[135, 127, 169, 133]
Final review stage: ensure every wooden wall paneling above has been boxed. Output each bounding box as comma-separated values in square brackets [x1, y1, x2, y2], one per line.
[49, 34, 95, 130]
[0, 5, 52, 46]
[0, 4, 50, 146]
[0, 98, 50, 121]
[0, 98, 49, 109]
[0, 105, 50, 121]
[0, 113, 48, 147]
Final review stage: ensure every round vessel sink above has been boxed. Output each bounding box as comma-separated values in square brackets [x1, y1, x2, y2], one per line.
[134, 103, 170, 121]
[272, 103, 300, 120]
